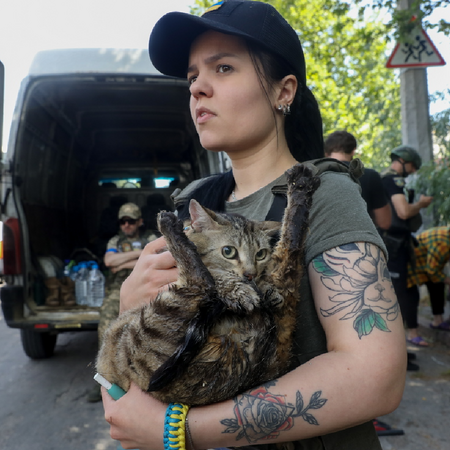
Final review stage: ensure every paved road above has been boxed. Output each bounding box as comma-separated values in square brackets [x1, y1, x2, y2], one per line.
[378, 302, 450, 450]
[0, 311, 117, 450]
[1, 300, 449, 450]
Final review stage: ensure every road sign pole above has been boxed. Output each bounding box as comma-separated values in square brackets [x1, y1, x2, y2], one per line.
[400, 66, 433, 163]
[398, 0, 434, 164]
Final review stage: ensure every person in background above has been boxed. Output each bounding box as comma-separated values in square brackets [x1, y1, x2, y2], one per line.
[324, 130, 391, 230]
[87, 202, 158, 402]
[380, 146, 433, 348]
[101, 2, 407, 449]
[408, 226, 450, 331]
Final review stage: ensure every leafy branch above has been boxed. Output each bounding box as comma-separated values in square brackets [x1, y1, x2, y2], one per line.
[295, 390, 328, 426]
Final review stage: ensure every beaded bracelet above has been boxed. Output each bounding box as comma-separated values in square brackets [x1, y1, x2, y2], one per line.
[163, 403, 190, 450]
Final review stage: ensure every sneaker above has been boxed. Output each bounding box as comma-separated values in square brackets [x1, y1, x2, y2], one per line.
[87, 384, 102, 403]
[407, 361, 420, 371]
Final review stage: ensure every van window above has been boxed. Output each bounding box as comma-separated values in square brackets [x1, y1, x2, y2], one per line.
[98, 169, 180, 189]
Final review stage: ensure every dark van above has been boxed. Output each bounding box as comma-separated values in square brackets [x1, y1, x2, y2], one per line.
[0, 49, 226, 359]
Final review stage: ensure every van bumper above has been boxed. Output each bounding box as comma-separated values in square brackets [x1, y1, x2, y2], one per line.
[0, 285, 25, 326]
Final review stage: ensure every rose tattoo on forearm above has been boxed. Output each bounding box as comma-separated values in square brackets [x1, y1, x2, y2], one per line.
[221, 381, 327, 443]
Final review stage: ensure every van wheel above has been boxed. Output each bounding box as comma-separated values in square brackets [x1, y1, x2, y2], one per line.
[20, 329, 57, 359]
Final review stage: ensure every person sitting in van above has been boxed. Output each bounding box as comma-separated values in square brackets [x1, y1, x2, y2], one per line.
[88, 202, 159, 402]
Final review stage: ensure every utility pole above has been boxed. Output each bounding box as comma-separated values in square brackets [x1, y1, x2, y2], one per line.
[398, 0, 434, 164]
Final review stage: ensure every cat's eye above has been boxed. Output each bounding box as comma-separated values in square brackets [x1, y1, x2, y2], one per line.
[255, 249, 268, 261]
[222, 246, 237, 259]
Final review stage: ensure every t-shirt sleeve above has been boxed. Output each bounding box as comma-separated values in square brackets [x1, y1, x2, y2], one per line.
[305, 172, 387, 266]
[106, 235, 119, 252]
[367, 170, 389, 210]
[382, 175, 404, 198]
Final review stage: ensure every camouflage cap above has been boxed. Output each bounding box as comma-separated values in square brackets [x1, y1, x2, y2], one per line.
[118, 203, 141, 220]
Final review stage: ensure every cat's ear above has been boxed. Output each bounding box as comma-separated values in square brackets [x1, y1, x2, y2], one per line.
[259, 221, 282, 236]
[189, 199, 222, 232]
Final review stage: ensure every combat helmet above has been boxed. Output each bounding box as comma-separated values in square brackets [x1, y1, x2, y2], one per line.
[390, 145, 422, 170]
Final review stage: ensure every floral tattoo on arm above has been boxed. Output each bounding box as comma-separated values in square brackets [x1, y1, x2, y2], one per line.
[312, 242, 399, 338]
[221, 381, 327, 443]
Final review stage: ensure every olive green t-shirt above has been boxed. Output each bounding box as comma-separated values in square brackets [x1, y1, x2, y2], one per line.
[172, 170, 384, 450]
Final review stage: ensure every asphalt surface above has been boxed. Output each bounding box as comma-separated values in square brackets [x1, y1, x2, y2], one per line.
[0, 313, 117, 450]
[377, 298, 450, 450]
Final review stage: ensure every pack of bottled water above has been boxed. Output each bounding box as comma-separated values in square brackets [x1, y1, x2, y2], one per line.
[65, 260, 105, 307]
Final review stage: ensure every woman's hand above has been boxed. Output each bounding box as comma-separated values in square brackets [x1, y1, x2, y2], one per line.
[102, 382, 167, 450]
[120, 236, 178, 313]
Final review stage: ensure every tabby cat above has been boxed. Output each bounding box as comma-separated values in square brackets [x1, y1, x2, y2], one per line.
[96, 163, 320, 406]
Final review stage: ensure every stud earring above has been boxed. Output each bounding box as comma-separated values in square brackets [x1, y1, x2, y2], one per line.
[282, 104, 291, 116]
[277, 104, 283, 112]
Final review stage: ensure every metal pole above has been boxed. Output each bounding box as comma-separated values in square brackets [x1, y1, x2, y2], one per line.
[398, 0, 434, 164]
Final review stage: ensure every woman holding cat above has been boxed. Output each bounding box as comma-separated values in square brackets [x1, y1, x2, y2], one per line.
[101, 1, 406, 449]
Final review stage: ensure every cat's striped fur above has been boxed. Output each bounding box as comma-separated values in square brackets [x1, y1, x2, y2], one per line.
[96, 163, 320, 406]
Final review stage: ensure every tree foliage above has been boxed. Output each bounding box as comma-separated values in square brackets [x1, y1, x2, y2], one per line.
[410, 95, 450, 226]
[364, 0, 450, 41]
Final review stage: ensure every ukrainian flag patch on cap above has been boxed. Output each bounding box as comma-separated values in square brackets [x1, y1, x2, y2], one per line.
[202, 1, 224, 15]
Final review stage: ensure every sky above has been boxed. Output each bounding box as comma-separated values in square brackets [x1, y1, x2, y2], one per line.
[0, 0, 449, 153]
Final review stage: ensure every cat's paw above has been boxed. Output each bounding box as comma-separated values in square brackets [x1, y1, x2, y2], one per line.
[157, 211, 183, 235]
[219, 282, 262, 313]
[261, 287, 284, 309]
[286, 164, 320, 196]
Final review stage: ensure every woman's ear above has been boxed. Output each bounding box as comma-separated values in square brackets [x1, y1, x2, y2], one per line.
[276, 74, 297, 107]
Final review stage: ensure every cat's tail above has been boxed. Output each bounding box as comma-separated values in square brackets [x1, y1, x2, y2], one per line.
[147, 295, 227, 393]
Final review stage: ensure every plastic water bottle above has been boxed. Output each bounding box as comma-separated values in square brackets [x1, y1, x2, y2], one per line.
[88, 263, 105, 307]
[75, 263, 89, 305]
[69, 264, 79, 281]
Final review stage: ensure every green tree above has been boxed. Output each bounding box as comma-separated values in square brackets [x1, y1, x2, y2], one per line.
[364, 0, 450, 41]
[411, 94, 450, 226]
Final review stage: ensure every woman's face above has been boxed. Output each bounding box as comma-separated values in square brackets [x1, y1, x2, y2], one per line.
[188, 30, 280, 155]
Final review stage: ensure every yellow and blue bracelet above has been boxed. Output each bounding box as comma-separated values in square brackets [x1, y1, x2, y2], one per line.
[163, 403, 190, 450]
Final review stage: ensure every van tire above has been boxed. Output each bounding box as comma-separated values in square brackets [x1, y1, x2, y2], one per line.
[20, 329, 57, 359]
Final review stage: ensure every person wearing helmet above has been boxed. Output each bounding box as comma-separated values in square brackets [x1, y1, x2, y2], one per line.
[380, 145, 433, 352]
[390, 145, 423, 175]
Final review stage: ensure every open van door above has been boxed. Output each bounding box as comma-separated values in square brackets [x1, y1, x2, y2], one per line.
[0, 60, 3, 153]
[0, 60, 4, 274]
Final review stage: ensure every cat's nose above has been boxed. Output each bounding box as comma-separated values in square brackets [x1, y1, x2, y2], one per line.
[244, 272, 255, 281]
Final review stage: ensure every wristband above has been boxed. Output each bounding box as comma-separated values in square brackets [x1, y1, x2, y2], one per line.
[163, 403, 190, 450]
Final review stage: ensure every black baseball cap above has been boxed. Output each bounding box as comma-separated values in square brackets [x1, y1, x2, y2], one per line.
[149, 0, 306, 87]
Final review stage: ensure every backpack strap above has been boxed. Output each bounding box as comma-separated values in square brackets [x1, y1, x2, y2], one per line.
[265, 189, 288, 221]
[264, 158, 364, 222]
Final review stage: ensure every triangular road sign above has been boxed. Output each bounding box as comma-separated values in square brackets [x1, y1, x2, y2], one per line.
[386, 27, 446, 68]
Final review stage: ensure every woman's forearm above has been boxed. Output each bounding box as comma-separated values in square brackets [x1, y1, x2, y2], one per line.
[188, 345, 406, 449]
